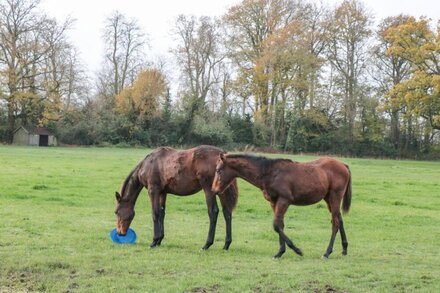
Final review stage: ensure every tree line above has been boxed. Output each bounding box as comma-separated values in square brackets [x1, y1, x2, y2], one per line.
[1, 0, 439, 158]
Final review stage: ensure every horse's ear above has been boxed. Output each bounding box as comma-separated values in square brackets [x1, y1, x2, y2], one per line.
[220, 153, 226, 162]
[115, 192, 121, 202]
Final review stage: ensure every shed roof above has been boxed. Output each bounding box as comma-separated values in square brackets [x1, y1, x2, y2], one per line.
[14, 125, 54, 136]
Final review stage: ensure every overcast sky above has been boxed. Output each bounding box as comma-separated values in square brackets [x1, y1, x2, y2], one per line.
[40, 0, 439, 76]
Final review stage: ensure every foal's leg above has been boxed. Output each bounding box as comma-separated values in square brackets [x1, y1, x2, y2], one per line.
[270, 202, 286, 258]
[219, 198, 232, 250]
[339, 214, 348, 255]
[148, 187, 163, 248]
[202, 188, 219, 250]
[273, 199, 303, 257]
[323, 195, 342, 258]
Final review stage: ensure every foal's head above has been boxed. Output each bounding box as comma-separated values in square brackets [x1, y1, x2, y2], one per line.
[212, 153, 236, 194]
[114, 192, 135, 236]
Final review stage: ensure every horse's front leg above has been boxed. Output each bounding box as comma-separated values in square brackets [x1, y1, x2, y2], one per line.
[272, 198, 303, 257]
[270, 202, 286, 258]
[148, 187, 164, 248]
[155, 193, 167, 246]
[221, 207, 232, 250]
[218, 192, 232, 249]
[202, 188, 219, 250]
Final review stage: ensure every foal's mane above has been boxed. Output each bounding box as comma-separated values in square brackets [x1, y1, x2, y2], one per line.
[227, 153, 293, 172]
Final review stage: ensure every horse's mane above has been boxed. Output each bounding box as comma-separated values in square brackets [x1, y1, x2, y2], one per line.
[226, 153, 293, 171]
[120, 154, 150, 199]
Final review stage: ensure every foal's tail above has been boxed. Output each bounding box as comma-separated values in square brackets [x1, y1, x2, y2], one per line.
[342, 165, 352, 214]
[218, 178, 239, 212]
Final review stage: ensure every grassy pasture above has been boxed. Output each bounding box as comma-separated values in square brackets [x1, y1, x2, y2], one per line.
[0, 146, 439, 292]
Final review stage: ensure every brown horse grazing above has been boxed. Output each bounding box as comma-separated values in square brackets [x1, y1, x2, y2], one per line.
[212, 153, 352, 258]
[115, 145, 238, 250]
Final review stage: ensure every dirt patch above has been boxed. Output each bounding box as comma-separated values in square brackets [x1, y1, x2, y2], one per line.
[96, 268, 105, 274]
[190, 284, 220, 293]
[5, 267, 43, 292]
[47, 261, 70, 270]
[315, 284, 348, 293]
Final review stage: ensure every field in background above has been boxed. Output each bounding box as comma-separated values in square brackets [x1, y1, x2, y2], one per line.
[0, 146, 439, 292]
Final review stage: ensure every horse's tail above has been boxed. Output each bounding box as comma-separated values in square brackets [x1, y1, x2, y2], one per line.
[219, 178, 239, 212]
[342, 164, 352, 214]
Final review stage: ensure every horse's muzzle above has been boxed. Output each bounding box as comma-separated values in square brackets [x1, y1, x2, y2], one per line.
[117, 228, 127, 236]
[116, 223, 127, 236]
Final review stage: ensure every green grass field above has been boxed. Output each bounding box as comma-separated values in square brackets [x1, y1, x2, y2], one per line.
[0, 146, 439, 292]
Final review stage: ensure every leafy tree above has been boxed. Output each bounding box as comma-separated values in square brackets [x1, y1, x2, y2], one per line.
[385, 17, 440, 136]
[0, 0, 79, 141]
[372, 15, 412, 153]
[115, 68, 167, 144]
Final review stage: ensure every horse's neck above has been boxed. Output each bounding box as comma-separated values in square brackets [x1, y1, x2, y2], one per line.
[122, 170, 143, 204]
[230, 158, 265, 189]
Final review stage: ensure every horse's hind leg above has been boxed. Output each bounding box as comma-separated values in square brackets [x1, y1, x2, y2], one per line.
[323, 194, 342, 258]
[339, 214, 348, 255]
[202, 188, 219, 250]
[273, 199, 302, 257]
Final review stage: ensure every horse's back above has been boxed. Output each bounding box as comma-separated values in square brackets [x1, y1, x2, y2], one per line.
[141, 145, 225, 195]
[270, 157, 348, 204]
[312, 157, 349, 177]
[311, 157, 350, 192]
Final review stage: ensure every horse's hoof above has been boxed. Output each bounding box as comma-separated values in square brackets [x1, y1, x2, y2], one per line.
[322, 254, 329, 259]
[342, 250, 347, 256]
[202, 242, 213, 250]
[294, 248, 303, 256]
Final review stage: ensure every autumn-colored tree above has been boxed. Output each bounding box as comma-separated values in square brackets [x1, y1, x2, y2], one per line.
[116, 68, 167, 124]
[259, 17, 314, 146]
[0, 0, 77, 141]
[326, 0, 372, 143]
[385, 17, 440, 139]
[225, 0, 298, 123]
[372, 15, 412, 152]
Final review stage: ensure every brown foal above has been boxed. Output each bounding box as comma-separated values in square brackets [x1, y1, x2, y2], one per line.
[212, 153, 351, 258]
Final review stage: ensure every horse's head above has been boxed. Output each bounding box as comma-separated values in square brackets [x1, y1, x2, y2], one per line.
[114, 192, 135, 236]
[212, 153, 236, 194]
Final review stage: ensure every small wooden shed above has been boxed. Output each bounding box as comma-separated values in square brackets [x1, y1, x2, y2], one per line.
[12, 126, 57, 146]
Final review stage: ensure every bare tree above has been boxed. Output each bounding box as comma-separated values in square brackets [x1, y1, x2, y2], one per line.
[173, 15, 224, 137]
[101, 11, 147, 98]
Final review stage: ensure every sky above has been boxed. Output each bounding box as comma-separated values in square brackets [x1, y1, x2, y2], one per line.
[40, 0, 440, 76]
